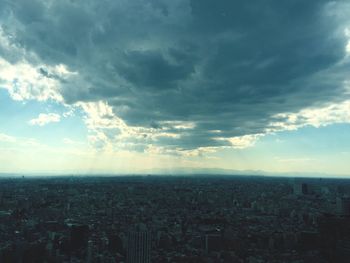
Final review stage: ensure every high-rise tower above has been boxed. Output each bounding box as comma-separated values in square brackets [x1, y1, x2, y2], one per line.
[126, 224, 151, 263]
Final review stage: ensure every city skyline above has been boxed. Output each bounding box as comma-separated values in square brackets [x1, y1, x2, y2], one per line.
[1, 0, 350, 175]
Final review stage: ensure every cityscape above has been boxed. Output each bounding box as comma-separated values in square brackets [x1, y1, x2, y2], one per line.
[1, 0, 350, 262]
[1, 175, 350, 262]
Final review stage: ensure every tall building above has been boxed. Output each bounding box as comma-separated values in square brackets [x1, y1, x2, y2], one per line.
[86, 240, 93, 263]
[126, 224, 151, 263]
[336, 197, 350, 216]
[293, 182, 308, 195]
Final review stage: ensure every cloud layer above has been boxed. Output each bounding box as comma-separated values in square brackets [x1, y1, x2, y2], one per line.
[28, 113, 61, 126]
[1, 0, 350, 152]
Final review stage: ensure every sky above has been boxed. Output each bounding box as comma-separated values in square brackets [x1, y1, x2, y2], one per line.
[0, 0, 350, 175]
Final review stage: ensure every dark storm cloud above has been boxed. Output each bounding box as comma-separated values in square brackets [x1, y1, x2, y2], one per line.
[1, 0, 349, 150]
[117, 50, 195, 90]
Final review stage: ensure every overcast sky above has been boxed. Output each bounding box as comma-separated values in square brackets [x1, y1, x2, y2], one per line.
[1, 0, 350, 175]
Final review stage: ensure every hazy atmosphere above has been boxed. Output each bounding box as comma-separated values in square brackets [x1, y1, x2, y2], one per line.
[1, 0, 350, 175]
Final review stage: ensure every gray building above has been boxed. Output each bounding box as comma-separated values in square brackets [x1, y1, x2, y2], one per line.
[127, 224, 151, 263]
[336, 197, 350, 216]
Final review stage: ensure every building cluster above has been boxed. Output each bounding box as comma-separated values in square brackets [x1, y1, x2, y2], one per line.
[0, 175, 350, 262]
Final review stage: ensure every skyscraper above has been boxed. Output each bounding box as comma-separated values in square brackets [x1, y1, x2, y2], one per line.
[336, 197, 350, 216]
[293, 182, 308, 196]
[126, 224, 151, 263]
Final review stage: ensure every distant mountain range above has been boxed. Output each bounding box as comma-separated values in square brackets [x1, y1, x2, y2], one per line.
[0, 168, 348, 178]
[139, 167, 348, 178]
